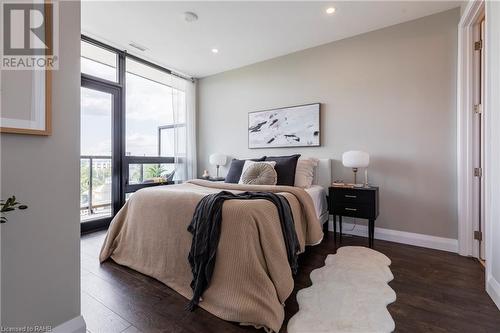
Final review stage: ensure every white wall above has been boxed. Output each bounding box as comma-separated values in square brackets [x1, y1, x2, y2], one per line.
[0, 1, 83, 328]
[198, 9, 460, 239]
[485, 0, 500, 310]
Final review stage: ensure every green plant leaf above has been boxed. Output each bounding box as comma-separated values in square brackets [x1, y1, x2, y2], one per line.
[0, 196, 28, 223]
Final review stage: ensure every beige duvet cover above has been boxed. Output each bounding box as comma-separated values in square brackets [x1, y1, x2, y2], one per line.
[100, 179, 324, 332]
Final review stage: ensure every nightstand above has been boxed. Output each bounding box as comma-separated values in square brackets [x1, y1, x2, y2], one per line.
[329, 186, 379, 248]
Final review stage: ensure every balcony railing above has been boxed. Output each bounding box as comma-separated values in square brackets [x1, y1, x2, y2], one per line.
[80, 155, 112, 222]
[80, 155, 178, 222]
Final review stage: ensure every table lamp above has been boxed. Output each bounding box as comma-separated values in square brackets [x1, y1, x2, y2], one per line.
[342, 151, 370, 186]
[209, 153, 227, 178]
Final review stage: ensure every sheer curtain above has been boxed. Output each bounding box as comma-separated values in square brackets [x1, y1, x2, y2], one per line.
[171, 76, 197, 181]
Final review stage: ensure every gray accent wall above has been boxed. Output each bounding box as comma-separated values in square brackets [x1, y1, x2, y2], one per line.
[0, 1, 81, 327]
[198, 8, 460, 239]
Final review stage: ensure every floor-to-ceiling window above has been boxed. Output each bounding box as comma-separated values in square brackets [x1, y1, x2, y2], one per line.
[80, 36, 193, 232]
[123, 58, 187, 195]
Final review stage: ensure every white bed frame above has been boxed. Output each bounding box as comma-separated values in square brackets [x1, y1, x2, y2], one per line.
[313, 159, 332, 190]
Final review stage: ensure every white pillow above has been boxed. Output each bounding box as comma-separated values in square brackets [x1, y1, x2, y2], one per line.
[294, 158, 319, 188]
[239, 160, 276, 184]
[240, 163, 277, 185]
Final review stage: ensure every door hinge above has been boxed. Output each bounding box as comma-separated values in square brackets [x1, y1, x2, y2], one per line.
[474, 230, 483, 241]
[474, 104, 483, 114]
[474, 167, 483, 177]
[475, 40, 483, 51]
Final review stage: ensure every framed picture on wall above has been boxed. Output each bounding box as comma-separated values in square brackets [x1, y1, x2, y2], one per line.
[248, 103, 320, 149]
[0, 71, 51, 135]
[0, 2, 53, 136]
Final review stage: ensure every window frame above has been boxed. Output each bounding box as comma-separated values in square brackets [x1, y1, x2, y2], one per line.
[158, 123, 187, 156]
[80, 35, 189, 233]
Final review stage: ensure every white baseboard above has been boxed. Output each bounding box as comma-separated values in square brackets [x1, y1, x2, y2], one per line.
[328, 220, 458, 253]
[486, 275, 500, 310]
[51, 315, 86, 333]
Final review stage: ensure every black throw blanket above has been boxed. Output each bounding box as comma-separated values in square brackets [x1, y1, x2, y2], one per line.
[186, 190, 300, 311]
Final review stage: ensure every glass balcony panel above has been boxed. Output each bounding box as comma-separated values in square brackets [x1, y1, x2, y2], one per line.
[91, 158, 112, 218]
[128, 163, 176, 185]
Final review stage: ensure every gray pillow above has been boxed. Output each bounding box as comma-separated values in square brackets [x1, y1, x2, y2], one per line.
[241, 162, 277, 185]
[264, 154, 301, 186]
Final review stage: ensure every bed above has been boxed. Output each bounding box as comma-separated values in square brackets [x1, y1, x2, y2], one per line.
[99, 159, 331, 332]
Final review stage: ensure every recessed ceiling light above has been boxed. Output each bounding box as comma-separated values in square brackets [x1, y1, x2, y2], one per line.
[211, 48, 219, 54]
[326, 7, 336, 14]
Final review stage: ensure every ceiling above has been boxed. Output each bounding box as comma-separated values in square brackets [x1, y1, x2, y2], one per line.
[81, 1, 461, 78]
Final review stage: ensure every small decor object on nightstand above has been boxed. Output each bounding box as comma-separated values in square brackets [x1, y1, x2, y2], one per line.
[329, 185, 379, 248]
[202, 169, 210, 179]
[209, 153, 227, 181]
[342, 150, 370, 187]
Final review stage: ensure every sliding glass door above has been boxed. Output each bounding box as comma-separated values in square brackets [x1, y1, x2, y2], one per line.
[80, 87, 112, 221]
[80, 79, 121, 231]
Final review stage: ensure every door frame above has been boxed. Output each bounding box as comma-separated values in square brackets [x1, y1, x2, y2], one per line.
[80, 76, 123, 233]
[457, 0, 485, 257]
[484, 0, 500, 310]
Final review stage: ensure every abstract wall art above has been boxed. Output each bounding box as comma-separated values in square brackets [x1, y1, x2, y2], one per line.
[248, 103, 320, 148]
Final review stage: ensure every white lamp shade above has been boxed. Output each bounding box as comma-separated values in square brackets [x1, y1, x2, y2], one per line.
[342, 151, 370, 168]
[209, 153, 227, 166]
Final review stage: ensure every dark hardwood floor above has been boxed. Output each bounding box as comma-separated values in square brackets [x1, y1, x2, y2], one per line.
[81, 230, 500, 333]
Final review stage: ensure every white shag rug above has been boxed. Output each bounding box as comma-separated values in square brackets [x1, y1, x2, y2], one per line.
[288, 246, 396, 333]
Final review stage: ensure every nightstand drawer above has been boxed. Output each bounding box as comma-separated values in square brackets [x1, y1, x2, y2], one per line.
[330, 188, 374, 204]
[332, 203, 374, 219]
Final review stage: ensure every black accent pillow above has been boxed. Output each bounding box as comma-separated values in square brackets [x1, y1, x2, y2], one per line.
[225, 157, 266, 183]
[264, 154, 301, 186]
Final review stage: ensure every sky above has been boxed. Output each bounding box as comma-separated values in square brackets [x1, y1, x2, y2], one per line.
[80, 57, 186, 157]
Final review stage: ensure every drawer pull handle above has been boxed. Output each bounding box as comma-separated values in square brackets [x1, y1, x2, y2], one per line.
[345, 208, 357, 211]
[345, 195, 357, 198]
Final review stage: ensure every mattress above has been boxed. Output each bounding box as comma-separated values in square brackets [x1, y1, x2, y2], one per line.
[305, 185, 328, 224]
